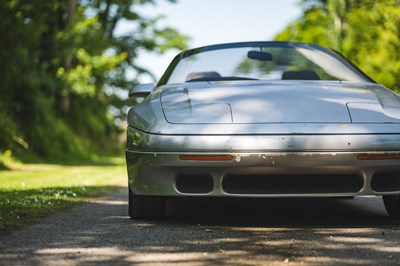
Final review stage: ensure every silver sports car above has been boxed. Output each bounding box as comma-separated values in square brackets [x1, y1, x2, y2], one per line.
[126, 41, 400, 219]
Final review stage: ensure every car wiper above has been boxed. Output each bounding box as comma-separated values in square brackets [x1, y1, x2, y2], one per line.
[186, 76, 258, 82]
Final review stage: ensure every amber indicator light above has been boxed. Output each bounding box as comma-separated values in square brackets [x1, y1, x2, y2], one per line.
[357, 154, 400, 160]
[179, 155, 234, 161]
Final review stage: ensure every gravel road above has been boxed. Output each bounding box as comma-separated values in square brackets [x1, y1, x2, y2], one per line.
[1, 188, 400, 265]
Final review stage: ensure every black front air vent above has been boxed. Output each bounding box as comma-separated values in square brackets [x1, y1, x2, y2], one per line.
[176, 174, 213, 194]
[222, 174, 364, 194]
[371, 171, 400, 192]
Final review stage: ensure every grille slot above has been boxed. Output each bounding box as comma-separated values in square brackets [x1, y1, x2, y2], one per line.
[176, 174, 213, 194]
[371, 171, 400, 192]
[222, 174, 364, 194]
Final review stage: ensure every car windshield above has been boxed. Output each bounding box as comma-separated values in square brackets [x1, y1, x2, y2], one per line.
[163, 42, 371, 85]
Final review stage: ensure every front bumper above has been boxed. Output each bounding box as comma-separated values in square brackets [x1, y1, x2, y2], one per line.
[126, 127, 400, 197]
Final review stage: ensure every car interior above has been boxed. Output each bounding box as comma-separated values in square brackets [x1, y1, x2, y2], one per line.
[185, 69, 321, 82]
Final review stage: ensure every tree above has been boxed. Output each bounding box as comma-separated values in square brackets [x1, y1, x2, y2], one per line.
[275, 0, 400, 92]
[0, 0, 189, 161]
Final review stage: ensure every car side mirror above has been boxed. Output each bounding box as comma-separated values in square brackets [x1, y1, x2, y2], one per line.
[129, 83, 156, 100]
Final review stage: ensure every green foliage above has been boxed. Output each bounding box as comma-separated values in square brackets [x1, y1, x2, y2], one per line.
[275, 0, 400, 92]
[0, 150, 20, 170]
[0, 0, 189, 160]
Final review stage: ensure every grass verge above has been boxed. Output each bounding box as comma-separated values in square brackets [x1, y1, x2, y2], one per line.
[0, 156, 126, 231]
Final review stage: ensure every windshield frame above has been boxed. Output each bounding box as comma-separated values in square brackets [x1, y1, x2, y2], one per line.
[158, 41, 375, 86]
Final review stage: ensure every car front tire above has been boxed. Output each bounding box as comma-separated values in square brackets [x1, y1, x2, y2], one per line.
[128, 186, 166, 219]
[383, 195, 400, 218]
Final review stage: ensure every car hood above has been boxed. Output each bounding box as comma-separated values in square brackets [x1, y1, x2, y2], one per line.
[160, 81, 400, 124]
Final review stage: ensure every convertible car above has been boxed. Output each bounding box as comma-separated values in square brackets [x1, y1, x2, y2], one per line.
[126, 41, 400, 219]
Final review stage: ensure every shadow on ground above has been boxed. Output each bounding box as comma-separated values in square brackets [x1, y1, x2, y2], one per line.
[1, 190, 399, 265]
[165, 196, 397, 227]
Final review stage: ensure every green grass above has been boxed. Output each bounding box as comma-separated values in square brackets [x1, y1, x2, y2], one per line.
[0, 156, 126, 231]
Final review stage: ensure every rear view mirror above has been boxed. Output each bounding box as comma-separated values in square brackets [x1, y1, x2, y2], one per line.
[247, 51, 273, 61]
[129, 83, 156, 100]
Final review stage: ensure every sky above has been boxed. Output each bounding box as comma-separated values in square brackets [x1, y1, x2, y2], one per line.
[126, 0, 303, 82]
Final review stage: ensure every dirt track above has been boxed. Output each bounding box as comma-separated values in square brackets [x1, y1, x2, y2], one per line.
[1, 188, 400, 265]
